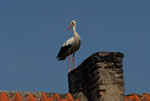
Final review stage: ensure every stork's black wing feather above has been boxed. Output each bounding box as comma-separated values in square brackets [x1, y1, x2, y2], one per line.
[57, 44, 72, 60]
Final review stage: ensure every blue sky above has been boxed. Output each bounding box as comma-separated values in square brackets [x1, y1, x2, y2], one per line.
[0, 0, 150, 94]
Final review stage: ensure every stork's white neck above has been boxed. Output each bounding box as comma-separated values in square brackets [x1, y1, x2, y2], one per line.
[73, 24, 76, 33]
[72, 24, 80, 40]
[73, 24, 78, 36]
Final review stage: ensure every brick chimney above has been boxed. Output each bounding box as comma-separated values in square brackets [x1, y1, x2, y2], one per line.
[68, 52, 125, 101]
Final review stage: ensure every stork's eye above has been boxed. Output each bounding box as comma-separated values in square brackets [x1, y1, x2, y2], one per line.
[72, 22, 74, 24]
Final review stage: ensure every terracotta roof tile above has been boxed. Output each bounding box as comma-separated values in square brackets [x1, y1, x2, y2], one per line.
[27, 93, 35, 101]
[0, 92, 9, 101]
[125, 93, 150, 101]
[14, 92, 23, 101]
[0, 92, 78, 101]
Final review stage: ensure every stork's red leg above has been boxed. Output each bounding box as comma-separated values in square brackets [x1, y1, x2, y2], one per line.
[73, 53, 75, 70]
[68, 55, 70, 72]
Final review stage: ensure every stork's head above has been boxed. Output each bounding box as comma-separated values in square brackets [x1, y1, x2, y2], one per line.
[66, 20, 76, 31]
[71, 20, 76, 25]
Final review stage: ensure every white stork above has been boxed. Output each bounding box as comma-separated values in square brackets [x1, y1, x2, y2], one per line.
[57, 20, 81, 72]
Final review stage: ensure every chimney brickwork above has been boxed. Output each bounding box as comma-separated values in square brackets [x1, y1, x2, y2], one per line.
[68, 52, 125, 101]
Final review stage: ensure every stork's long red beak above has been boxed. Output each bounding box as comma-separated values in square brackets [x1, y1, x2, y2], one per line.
[66, 24, 73, 31]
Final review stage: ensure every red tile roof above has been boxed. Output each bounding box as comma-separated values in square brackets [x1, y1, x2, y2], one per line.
[1, 92, 150, 101]
[125, 93, 150, 101]
[0, 92, 79, 101]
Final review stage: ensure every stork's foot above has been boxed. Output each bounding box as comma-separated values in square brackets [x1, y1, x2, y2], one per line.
[73, 66, 74, 70]
[68, 67, 76, 73]
[73, 66, 75, 70]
